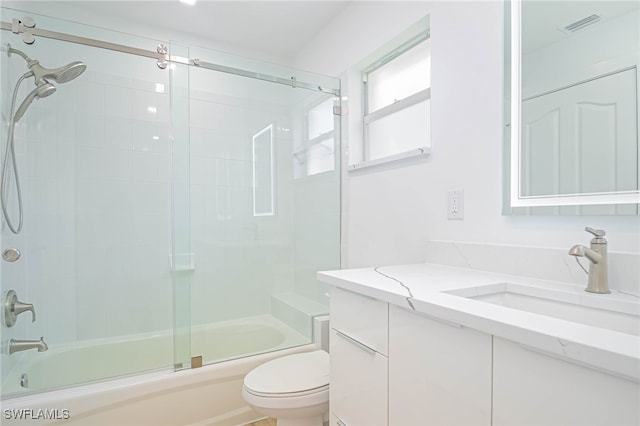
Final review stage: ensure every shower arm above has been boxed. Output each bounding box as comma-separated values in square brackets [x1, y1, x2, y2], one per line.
[7, 44, 32, 63]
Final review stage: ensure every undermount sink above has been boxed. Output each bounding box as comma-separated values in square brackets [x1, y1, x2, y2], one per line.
[447, 283, 640, 336]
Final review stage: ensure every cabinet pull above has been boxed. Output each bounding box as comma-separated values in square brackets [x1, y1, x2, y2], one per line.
[518, 343, 638, 382]
[408, 309, 462, 328]
[336, 416, 347, 426]
[335, 330, 376, 355]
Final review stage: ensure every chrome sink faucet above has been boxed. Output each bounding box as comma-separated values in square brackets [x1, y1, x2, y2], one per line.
[8, 336, 48, 355]
[569, 227, 609, 294]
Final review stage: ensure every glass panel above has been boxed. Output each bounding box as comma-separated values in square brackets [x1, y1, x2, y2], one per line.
[367, 99, 430, 161]
[169, 42, 192, 371]
[188, 48, 340, 365]
[306, 138, 335, 176]
[0, 8, 176, 397]
[308, 98, 335, 139]
[367, 39, 431, 113]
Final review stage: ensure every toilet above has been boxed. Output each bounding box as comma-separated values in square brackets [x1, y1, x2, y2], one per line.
[242, 350, 329, 426]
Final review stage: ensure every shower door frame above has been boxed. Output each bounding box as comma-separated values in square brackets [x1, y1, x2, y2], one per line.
[1, 19, 339, 96]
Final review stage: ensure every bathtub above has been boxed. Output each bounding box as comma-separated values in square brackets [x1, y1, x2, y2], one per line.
[1, 315, 317, 425]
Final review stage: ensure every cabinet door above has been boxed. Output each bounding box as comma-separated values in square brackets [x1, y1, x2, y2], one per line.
[493, 337, 640, 426]
[388, 305, 492, 426]
[330, 329, 388, 426]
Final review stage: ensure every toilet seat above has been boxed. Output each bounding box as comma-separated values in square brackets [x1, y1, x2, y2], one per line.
[244, 384, 329, 398]
[243, 350, 329, 398]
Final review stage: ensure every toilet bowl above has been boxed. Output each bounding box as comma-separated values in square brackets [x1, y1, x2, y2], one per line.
[242, 350, 329, 426]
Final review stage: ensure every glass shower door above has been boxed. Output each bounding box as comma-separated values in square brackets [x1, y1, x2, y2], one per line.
[0, 8, 189, 396]
[186, 47, 341, 365]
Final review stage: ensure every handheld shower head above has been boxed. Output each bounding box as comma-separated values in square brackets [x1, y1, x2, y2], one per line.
[2, 45, 87, 235]
[7, 45, 87, 85]
[28, 60, 86, 84]
[13, 81, 56, 122]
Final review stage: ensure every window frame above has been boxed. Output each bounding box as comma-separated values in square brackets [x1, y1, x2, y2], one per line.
[359, 32, 431, 167]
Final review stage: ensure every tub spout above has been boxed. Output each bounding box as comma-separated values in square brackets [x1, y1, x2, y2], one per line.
[8, 336, 48, 355]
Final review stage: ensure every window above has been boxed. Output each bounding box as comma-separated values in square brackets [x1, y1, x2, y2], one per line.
[293, 96, 337, 178]
[361, 31, 431, 165]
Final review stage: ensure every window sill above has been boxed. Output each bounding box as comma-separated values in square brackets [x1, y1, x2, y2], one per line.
[348, 147, 430, 172]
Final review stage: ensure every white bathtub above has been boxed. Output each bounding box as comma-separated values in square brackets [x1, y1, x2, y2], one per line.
[1, 315, 316, 425]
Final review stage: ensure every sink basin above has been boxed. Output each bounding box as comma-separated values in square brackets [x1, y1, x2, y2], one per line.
[447, 283, 640, 336]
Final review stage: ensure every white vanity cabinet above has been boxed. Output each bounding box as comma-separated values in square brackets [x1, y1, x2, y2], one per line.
[388, 305, 492, 425]
[323, 261, 640, 426]
[329, 287, 493, 426]
[492, 337, 640, 426]
[329, 287, 388, 426]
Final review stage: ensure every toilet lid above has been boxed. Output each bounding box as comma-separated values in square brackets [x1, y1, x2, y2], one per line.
[244, 350, 329, 396]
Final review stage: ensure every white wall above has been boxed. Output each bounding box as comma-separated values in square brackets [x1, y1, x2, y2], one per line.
[294, 0, 640, 271]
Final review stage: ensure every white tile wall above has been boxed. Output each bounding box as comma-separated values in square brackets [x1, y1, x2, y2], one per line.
[8, 65, 174, 345]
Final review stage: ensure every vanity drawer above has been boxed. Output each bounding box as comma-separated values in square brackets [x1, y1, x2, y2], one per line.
[330, 328, 388, 426]
[330, 287, 388, 355]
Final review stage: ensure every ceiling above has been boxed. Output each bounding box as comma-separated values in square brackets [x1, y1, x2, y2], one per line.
[522, 0, 639, 54]
[3, 1, 352, 60]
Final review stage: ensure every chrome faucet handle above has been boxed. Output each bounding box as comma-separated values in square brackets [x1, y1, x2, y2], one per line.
[2, 290, 35, 327]
[14, 300, 35, 322]
[585, 227, 606, 237]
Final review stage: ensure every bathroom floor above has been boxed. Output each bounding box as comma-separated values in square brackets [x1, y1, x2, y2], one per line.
[244, 417, 277, 426]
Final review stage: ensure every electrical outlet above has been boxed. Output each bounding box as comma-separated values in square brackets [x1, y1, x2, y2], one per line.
[448, 190, 464, 220]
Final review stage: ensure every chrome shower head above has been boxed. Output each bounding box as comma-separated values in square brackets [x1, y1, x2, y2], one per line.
[28, 60, 86, 84]
[13, 81, 56, 122]
[7, 45, 87, 85]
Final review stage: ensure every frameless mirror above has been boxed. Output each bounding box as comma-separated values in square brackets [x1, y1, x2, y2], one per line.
[505, 0, 640, 212]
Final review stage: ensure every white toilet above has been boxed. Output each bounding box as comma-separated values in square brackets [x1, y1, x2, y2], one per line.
[242, 350, 329, 426]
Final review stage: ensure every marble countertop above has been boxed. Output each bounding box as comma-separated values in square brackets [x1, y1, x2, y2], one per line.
[318, 263, 640, 382]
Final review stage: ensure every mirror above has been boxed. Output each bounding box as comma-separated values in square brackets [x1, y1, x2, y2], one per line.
[505, 0, 640, 212]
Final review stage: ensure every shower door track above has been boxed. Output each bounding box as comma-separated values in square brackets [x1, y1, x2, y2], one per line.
[0, 20, 339, 95]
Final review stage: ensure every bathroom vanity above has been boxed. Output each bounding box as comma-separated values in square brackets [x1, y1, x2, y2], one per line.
[319, 264, 640, 426]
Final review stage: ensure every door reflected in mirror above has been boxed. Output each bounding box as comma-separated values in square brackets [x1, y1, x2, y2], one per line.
[506, 0, 640, 212]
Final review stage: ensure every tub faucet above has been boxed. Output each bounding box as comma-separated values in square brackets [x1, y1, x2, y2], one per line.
[8, 336, 48, 355]
[569, 227, 609, 294]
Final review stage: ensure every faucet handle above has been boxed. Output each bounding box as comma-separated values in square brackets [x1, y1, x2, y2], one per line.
[2, 290, 36, 327]
[585, 227, 605, 237]
[14, 300, 35, 322]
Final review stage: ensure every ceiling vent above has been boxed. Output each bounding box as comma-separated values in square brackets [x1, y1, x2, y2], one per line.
[563, 14, 601, 33]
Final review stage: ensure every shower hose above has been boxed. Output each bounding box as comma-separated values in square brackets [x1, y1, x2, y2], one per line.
[1, 71, 32, 235]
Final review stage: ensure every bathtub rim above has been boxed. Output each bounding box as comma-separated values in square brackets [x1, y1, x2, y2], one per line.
[1, 343, 319, 421]
[2, 314, 311, 397]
